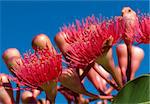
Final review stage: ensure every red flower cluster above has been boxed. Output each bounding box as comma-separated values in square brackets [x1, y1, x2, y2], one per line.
[120, 7, 149, 44]
[1, 7, 150, 104]
[11, 47, 62, 88]
[60, 16, 121, 69]
[137, 15, 150, 44]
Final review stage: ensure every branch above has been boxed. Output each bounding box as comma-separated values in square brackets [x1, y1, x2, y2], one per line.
[80, 62, 95, 81]
[126, 44, 132, 81]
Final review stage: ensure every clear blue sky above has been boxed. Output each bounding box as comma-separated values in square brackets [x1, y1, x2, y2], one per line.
[0, 1, 149, 104]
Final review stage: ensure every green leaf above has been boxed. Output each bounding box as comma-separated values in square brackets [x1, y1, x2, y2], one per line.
[113, 74, 150, 104]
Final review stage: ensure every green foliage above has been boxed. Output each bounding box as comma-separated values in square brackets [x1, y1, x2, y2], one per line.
[113, 74, 150, 104]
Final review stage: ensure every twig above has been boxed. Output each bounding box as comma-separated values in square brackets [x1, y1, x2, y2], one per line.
[16, 84, 20, 104]
[93, 63, 120, 91]
[67, 100, 72, 104]
[126, 44, 132, 81]
[88, 95, 113, 102]
[105, 87, 114, 95]
[46, 96, 51, 104]
[58, 85, 79, 103]
[120, 67, 127, 85]
[80, 62, 95, 81]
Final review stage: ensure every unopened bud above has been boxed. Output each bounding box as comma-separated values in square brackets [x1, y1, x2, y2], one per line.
[32, 34, 56, 53]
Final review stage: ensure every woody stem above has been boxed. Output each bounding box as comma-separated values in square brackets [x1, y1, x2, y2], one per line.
[126, 44, 132, 81]
[87, 95, 113, 103]
[16, 84, 20, 104]
[80, 62, 95, 81]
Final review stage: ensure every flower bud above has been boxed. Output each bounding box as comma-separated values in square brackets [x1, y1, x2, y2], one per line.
[96, 49, 123, 88]
[59, 68, 85, 93]
[87, 66, 109, 93]
[0, 74, 14, 104]
[59, 68, 96, 97]
[2, 48, 22, 75]
[121, 7, 139, 44]
[116, 44, 144, 80]
[130, 46, 144, 79]
[21, 91, 37, 104]
[54, 32, 70, 55]
[32, 89, 40, 98]
[116, 44, 127, 82]
[32, 34, 56, 53]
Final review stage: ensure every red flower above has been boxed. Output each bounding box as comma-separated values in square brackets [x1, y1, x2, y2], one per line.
[137, 15, 150, 44]
[60, 16, 121, 69]
[11, 46, 62, 88]
[121, 7, 140, 44]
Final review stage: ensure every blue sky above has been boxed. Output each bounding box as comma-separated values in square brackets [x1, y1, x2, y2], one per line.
[0, 1, 149, 104]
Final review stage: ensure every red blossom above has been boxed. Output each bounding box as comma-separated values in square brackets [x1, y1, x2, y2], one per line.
[60, 16, 121, 69]
[120, 7, 140, 44]
[11, 47, 62, 88]
[137, 15, 150, 44]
